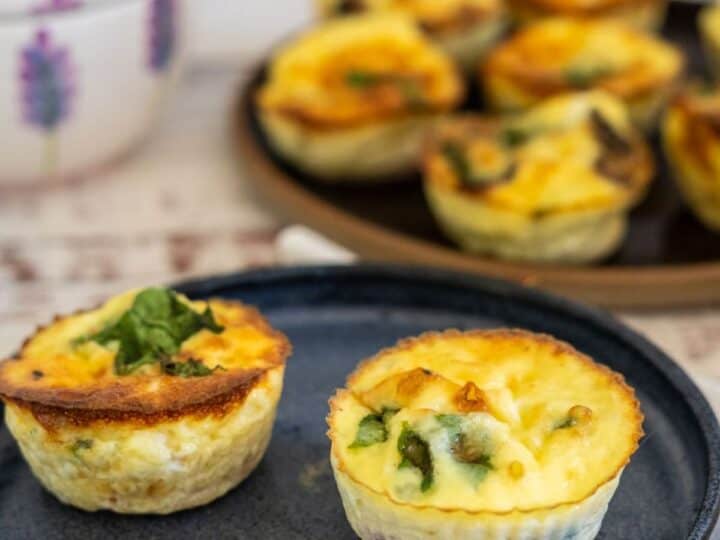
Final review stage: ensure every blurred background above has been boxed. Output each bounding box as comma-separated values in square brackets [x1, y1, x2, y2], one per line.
[1, 0, 719, 413]
[0, 0, 309, 347]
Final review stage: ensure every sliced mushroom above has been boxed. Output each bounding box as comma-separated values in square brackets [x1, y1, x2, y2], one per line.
[590, 110, 636, 186]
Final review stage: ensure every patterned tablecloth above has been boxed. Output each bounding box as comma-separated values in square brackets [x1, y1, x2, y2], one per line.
[2, 60, 720, 410]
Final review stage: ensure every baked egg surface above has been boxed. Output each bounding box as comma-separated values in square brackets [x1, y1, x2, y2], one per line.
[482, 18, 683, 127]
[257, 14, 463, 130]
[425, 91, 653, 215]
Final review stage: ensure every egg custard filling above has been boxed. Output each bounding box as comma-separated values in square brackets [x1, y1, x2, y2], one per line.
[256, 14, 464, 181]
[328, 330, 643, 540]
[0, 288, 290, 514]
[506, 0, 667, 31]
[315, 0, 507, 69]
[482, 18, 684, 130]
[663, 83, 720, 231]
[423, 91, 654, 263]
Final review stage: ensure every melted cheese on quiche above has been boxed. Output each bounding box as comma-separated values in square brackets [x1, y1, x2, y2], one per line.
[425, 91, 650, 215]
[1, 290, 281, 392]
[330, 330, 642, 513]
[318, 0, 502, 33]
[257, 14, 463, 128]
[484, 18, 682, 100]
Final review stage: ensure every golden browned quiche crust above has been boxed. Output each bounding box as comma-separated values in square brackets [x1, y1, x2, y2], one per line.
[0, 300, 291, 428]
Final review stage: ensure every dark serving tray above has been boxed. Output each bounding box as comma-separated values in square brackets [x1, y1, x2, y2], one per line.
[1, 265, 719, 538]
[235, 2, 720, 308]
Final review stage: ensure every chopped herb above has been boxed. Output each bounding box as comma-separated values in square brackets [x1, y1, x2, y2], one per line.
[70, 438, 93, 458]
[499, 126, 530, 147]
[554, 417, 577, 430]
[349, 407, 398, 449]
[31, 370, 44, 380]
[437, 415, 494, 484]
[397, 423, 433, 492]
[436, 414, 463, 431]
[468, 461, 493, 483]
[441, 141, 472, 183]
[345, 70, 382, 88]
[345, 70, 426, 109]
[163, 358, 225, 378]
[441, 141, 515, 189]
[565, 65, 612, 88]
[80, 288, 224, 376]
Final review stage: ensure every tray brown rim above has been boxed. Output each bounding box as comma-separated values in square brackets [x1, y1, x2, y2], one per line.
[233, 61, 720, 309]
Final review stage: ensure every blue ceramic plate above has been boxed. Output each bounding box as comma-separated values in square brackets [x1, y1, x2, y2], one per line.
[1, 266, 719, 539]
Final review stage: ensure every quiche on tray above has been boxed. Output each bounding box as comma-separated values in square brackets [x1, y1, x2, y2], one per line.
[482, 18, 684, 131]
[422, 91, 654, 263]
[256, 14, 464, 182]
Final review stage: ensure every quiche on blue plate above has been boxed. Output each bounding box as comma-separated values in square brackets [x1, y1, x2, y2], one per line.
[328, 329, 643, 540]
[0, 288, 290, 514]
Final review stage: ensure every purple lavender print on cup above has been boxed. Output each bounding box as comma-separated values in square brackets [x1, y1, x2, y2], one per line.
[19, 28, 74, 176]
[148, 0, 176, 74]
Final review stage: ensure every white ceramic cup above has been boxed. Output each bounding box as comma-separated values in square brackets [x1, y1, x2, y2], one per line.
[0, 0, 185, 186]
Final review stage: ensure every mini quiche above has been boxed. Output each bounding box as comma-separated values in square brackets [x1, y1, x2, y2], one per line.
[663, 83, 720, 231]
[315, 0, 507, 71]
[328, 329, 643, 540]
[701, 4, 720, 81]
[422, 91, 654, 263]
[256, 14, 464, 182]
[507, 0, 667, 32]
[482, 18, 684, 131]
[0, 288, 290, 514]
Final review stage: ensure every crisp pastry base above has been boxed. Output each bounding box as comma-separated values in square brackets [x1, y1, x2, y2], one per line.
[259, 111, 445, 182]
[5, 368, 283, 514]
[332, 452, 622, 540]
[425, 183, 626, 264]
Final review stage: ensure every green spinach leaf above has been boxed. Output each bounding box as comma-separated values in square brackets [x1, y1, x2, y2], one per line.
[349, 407, 398, 449]
[83, 288, 224, 376]
[397, 423, 434, 491]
